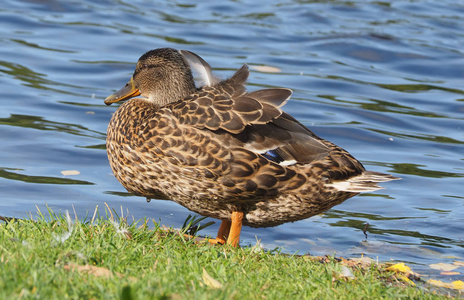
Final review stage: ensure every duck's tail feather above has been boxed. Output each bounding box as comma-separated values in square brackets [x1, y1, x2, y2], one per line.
[328, 171, 400, 193]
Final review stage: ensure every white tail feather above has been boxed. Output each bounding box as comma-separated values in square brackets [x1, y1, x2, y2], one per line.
[329, 171, 400, 193]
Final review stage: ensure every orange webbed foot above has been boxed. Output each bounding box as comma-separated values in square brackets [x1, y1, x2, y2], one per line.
[185, 212, 244, 247]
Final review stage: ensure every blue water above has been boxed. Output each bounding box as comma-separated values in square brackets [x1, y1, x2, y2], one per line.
[1, 0, 463, 281]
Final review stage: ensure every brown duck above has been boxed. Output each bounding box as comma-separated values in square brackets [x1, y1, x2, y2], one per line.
[105, 48, 398, 246]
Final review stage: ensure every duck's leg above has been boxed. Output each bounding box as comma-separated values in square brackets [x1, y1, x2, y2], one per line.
[216, 219, 232, 244]
[207, 211, 243, 246]
[208, 219, 231, 245]
[226, 211, 243, 247]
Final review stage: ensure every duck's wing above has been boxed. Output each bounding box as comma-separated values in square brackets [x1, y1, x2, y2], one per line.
[170, 65, 293, 134]
[234, 112, 331, 165]
[168, 64, 331, 166]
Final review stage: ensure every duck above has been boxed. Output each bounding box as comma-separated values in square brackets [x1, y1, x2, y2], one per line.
[104, 48, 399, 247]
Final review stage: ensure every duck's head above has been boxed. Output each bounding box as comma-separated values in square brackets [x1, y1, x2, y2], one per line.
[104, 48, 197, 107]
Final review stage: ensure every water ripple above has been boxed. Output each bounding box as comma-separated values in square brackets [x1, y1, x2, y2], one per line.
[0, 0, 463, 281]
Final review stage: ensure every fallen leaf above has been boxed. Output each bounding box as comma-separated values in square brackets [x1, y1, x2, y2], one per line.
[398, 275, 416, 286]
[441, 271, 460, 276]
[64, 263, 122, 278]
[339, 266, 355, 280]
[202, 268, 223, 288]
[453, 280, 464, 290]
[454, 261, 464, 267]
[386, 263, 412, 275]
[428, 279, 464, 290]
[428, 279, 445, 288]
[61, 170, 80, 176]
[250, 65, 281, 73]
[385, 263, 418, 284]
[429, 263, 458, 272]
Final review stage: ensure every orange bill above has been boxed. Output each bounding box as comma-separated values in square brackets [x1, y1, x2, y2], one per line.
[104, 77, 141, 105]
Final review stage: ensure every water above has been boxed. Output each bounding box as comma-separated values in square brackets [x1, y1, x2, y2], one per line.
[1, 0, 463, 282]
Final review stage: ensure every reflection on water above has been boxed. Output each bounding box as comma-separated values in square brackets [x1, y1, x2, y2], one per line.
[327, 210, 459, 248]
[0, 0, 463, 282]
[0, 168, 93, 185]
[0, 114, 105, 139]
[391, 163, 463, 178]
[0, 60, 79, 94]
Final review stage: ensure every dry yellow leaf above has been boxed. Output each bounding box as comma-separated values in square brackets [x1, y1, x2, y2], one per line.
[453, 280, 464, 290]
[61, 170, 80, 176]
[429, 263, 458, 271]
[250, 65, 281, 73]
[64, 263, 122, 278]
[202, 268, 223, 288]
[386, 263, 412, 274]
[441, 271, 460, 276]
[428, 279, 447, 288]
[454, 261, 464, 267]
[428, 279, 464, 290]
[398, 275, 416, 286]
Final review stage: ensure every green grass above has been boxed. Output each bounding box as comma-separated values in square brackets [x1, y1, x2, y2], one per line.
[0, 209, 447, 299]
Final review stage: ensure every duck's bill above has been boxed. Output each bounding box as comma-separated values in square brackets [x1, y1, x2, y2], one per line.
[104, 77, 141, 105]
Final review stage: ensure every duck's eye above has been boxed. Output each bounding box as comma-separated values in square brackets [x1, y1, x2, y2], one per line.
[137, 63, 159, 72]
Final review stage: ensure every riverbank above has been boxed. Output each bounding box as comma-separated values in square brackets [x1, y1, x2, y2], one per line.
[0, 208, 453, 299]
